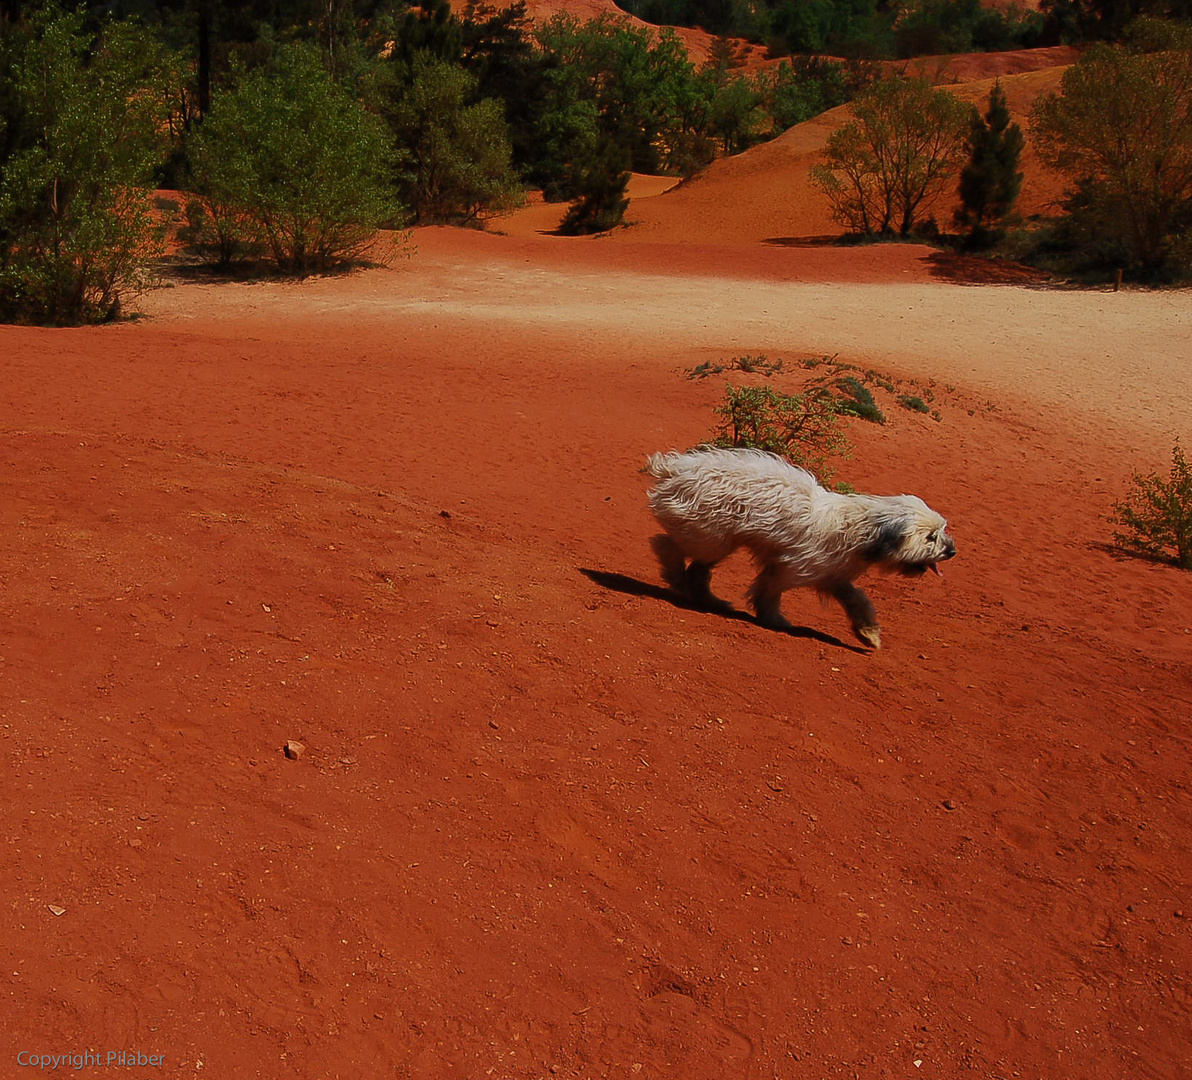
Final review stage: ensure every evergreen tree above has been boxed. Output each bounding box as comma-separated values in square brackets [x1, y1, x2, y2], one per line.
[558, 138, 630, 235]
[955, 81, 1024, 246]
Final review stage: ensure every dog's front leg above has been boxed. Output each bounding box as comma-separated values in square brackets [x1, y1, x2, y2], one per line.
[829, 582, 881, 649]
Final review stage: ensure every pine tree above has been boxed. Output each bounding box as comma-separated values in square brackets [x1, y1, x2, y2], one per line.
[955, 81, 1024, 246]
[558, 138, 630, 235]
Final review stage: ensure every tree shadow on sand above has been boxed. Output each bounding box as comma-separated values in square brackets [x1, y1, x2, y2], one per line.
[578, 568, 865, 652]
[924, 250, 1056, 286]
[153, 252, 386, 286]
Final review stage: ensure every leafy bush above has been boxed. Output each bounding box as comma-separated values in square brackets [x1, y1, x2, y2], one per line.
[187, 43, 404, 274]
[0, 8, 170, 324]
[712, 383, 850, 482]
[178, 194, 263, 269]
[894, 0, 1043, 58]
[760, 57, 856, 133]
[1110, 440, 1192, 569]
[832, 375, 885, 423]
[701, 63, 768, 155]
[897, 393, 932, 413]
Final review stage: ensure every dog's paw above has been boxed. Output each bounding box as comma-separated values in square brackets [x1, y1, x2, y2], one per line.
[756, 611, 796, 632]
[855, 624, 882, 649]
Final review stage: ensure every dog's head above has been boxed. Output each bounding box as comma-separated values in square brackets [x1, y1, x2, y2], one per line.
[863, 496, 956, 576]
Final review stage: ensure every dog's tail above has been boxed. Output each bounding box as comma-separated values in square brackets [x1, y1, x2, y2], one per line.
[644, 446, 719, 479]
[644, 451, 685, 479]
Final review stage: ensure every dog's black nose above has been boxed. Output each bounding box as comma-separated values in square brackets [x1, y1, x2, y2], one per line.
[942, 539, 956, 559]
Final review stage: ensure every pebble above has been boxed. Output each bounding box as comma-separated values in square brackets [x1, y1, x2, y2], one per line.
[284, 740, 305, 761]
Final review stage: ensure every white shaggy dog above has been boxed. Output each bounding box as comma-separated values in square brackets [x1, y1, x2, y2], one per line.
[646, 447, 955, 648]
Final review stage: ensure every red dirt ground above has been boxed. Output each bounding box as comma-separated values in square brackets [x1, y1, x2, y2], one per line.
[2, 51, 1190, 1080]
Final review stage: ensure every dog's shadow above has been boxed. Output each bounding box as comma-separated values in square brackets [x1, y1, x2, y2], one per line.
[579, 568, 865, 652]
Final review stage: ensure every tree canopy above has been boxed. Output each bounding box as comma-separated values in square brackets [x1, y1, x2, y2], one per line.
[1031, 20, 1192, 272]
[811, 74, 971, 236]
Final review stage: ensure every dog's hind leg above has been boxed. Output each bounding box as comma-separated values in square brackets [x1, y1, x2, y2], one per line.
[749, 565, 795, 631]
[651, 534, 731, 612]
[828, 582, 881, 649]
[684, 559, 731, 611]
[650, 534, 689, 593]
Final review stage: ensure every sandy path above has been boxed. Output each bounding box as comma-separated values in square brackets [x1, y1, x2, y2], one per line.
[147, 233, 1190, 444]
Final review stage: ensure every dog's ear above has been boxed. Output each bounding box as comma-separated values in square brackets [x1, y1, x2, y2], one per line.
[863, 516, 908, 562]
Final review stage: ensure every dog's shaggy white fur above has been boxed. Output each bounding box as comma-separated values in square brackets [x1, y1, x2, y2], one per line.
[646, 447, 955, 648]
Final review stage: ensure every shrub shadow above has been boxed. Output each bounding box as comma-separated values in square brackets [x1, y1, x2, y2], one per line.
[579, 568, 864, 651]
[1090, 540, 1184, 570]
[153, 252, 389, 286]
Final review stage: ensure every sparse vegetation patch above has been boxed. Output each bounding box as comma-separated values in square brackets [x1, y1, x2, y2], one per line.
[711, 383, 850, 485]
[1109, 440, 1192, 569]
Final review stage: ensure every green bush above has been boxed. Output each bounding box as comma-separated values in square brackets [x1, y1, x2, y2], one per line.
[534, 15, 699, 179]
[686, 355, 786, 379]
[187, 43, 405, 274]
[712, 383, 850, 482]
[894, 0, 1043, 58]
[1110, 440, 1192, 569]
[832, 375, 885, 423]
[760, 57, 855, 133]
[178, 194, 263, 270]
[0, 8, 170, 324]
[897, 393, 932, 413]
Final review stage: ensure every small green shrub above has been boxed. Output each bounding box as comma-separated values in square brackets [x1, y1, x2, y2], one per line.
[685, 355, 786, 380]
[712, 383, 850, 483]
[1109, 441, 1192, 569]
[898, 394, 931, 414]
[832, 375, 885, 423]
